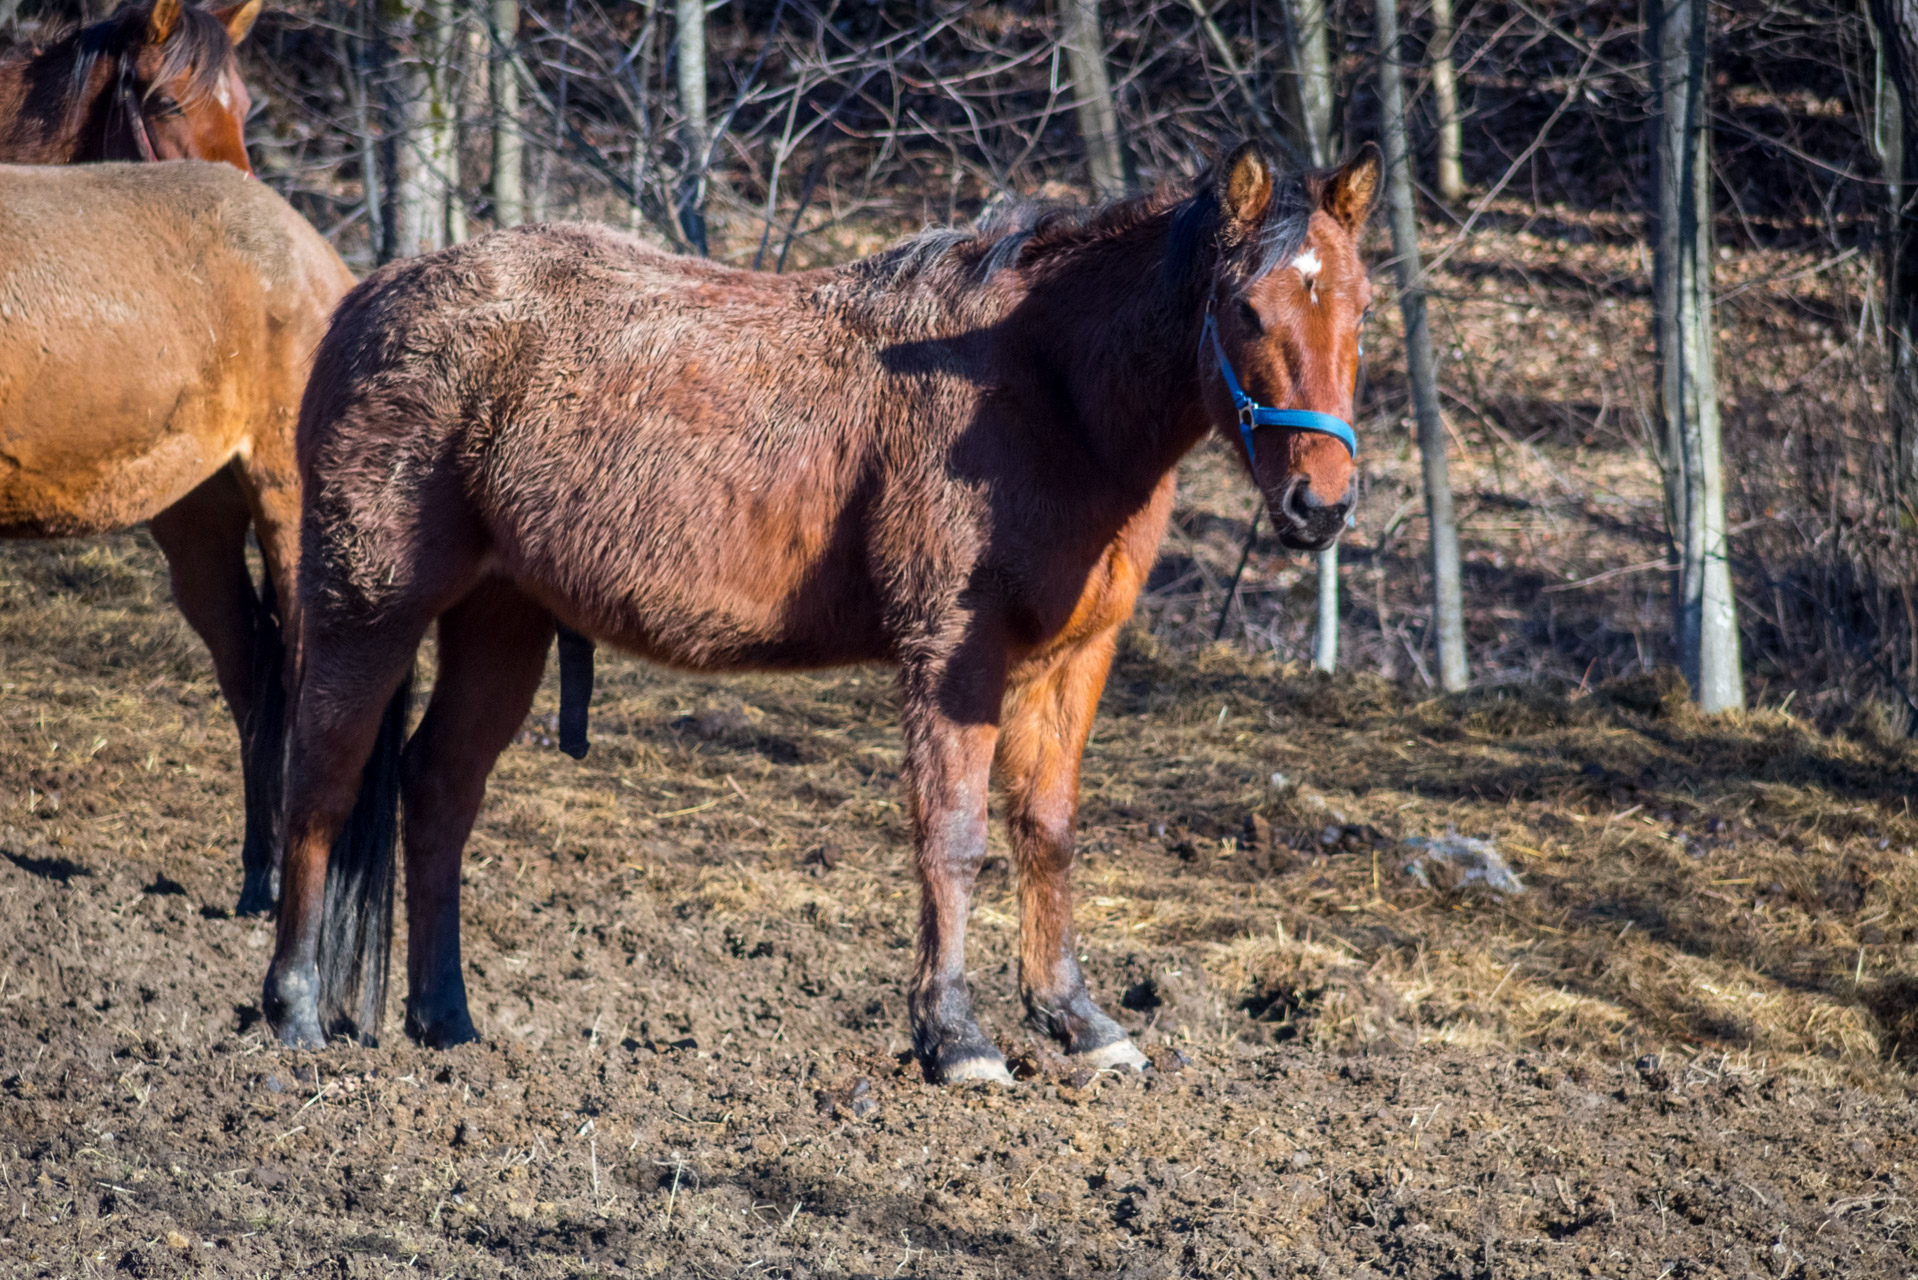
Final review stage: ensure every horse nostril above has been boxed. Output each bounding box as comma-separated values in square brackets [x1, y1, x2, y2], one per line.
[1281, 479, 1321, 528]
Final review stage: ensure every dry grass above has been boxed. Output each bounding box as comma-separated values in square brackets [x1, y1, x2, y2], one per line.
[7, 531, 1915, 1094]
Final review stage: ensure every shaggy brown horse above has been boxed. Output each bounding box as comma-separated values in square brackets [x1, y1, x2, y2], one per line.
[0, 0, 258, 170]
[0, 162, 354, 911]
[267, 143, 1379, 1083]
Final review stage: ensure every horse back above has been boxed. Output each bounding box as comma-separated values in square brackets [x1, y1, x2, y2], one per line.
[0, 162, 351, 535]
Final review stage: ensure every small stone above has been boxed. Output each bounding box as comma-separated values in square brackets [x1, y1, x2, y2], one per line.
[165, 1231, 190, 1251]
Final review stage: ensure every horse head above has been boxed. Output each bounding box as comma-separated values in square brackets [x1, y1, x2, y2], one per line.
[102, 0, 259, 172]
[1200, 142, 1379, 552]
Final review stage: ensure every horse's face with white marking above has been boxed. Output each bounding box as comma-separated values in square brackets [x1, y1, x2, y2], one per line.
[1206, 144, 1379, 552]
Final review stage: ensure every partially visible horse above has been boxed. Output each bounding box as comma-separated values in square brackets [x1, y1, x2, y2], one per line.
[266, 143, 1379, 1083]
[0, 162, 354, 911]
[0, 0, 258, 170]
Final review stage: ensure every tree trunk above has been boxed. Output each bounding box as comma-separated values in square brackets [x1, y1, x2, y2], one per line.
[488, 0, 523, 228]
[1061, 0, 1127, 199]
[1652, 0, 1743, 711]
[1314, 545, 1339, 672]
[377, 0, 442, 263]
[1430, 0, 1464, 203]
[1280, 0, 1334, 167]
[428, 0, 465, 245]
[1869, 0, 1918, 503]
[1378, 0, 1467, 691]
[675, 0, 710, 254]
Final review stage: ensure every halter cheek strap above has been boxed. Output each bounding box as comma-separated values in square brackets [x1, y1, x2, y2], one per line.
[1202, 311, 1359, 463]
[116, 60, 160, 163]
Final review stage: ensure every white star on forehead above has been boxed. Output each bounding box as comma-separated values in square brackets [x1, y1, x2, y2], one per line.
[1292, 248, 1322, 280]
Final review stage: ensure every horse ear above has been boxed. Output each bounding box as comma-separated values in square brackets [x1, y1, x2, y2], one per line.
[1219, 142, 1273, 231]
[147, 0, 183, 44]
[1320, 143, 1382, 234]
[214, 0, 263, 45]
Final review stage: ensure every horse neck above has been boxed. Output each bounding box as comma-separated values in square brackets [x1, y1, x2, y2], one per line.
[1009, 215, 1213, 500]
[0, 32, 113, 163]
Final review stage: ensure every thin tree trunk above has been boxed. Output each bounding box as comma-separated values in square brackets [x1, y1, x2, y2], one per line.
[1314, 545, 1339, 671]
[1281, 0, 1334, 167]
[488, 0, 523, 227]
[1378, 0, 1467, 691]
[377, 0, 442, 262]
[1652, 0, 1742, 710]
[428, 0, 465, 245]
[1869, 0, 1918, 504]
[1061, 0, 1126, 199]
[675, 0, 709, 254]
[1280, 0, 1338, 663]
[1430, 0, 1464, 203]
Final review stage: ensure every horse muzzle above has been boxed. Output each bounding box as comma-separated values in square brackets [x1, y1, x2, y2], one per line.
[1273, 476, 1352, 552]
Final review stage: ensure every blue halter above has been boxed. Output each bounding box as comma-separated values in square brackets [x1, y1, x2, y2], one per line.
[1202, 311, 1359, 463]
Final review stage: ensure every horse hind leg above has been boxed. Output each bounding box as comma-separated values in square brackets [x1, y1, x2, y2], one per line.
[996, 628, 1147, 1071]
[400, 579, 555, 1048]
[147, 467, 278, 914]
[265, 618, 425, 1048]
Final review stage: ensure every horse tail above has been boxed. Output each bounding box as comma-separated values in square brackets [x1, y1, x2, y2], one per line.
[316, 669, 413, 1046]
[234, 569, 286, 916]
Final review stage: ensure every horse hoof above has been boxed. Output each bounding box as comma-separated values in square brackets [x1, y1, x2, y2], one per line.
[939, 1054, 1016, 1086]
[233, 884, 276, 918]
[1077, 1038, 1149, 1073]
[405, 1009, 479, 1050]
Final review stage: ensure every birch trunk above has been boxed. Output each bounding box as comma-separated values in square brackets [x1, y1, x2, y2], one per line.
[1281, 0, 1334, 167]
[488, 0, 523, 228]
[377, 0, 440, 262]
[1430, 0, 1464, 203]
[1652, 0, 1743, 710]
[675, 0, 709, 254]
[1378, 0, 1467, 691]
[1061, 0, 1127, 199]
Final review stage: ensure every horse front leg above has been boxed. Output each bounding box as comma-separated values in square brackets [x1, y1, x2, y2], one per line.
[900, 643, 1009, 1085]
[996, 625, 1147, 1070]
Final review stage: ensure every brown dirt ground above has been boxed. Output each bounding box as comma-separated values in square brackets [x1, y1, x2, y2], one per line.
[4, 532, 1918, 1279]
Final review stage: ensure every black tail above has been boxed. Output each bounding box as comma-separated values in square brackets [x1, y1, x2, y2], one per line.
[234, 571, 286, 916]
[316, 670, 412, 1045]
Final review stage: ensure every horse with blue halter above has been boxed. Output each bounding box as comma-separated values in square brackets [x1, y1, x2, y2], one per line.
[266, 142, 1378, 1083]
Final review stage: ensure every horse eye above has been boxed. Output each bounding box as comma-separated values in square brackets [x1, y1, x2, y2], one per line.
[149, 94, 180, 116]
[1236, 299, 1264, 335]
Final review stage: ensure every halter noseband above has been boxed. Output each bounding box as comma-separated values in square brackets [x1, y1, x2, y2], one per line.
[1201, 310, 1358, 463]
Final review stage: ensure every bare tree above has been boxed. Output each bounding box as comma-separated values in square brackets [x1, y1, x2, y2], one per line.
[1280, 0, 1334, 167]
[1061, 0, 1126, 198]
[1430, 0, 1464, 203]
[429, 0, 466, 244]
[676, 0, 710, 253]
[488, 0, 524, 228]
[377, 0, 442, 261]
[1378, 0, 1467, 691]
[1870, 0, 1918, 502]
[1651, 0, 1741, 710]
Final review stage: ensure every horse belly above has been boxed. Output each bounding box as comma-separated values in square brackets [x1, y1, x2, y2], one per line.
[0, 379, 239, 536]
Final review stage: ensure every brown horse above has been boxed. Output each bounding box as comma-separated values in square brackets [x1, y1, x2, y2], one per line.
[0, 0, 258, 170]
[0, 161, 354, 911]
[266, 143, 1379, 1083]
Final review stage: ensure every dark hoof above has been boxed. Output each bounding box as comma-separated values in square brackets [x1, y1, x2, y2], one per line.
[233, 876, 277, 918]
[262, 965, 324, 1049]
[405, 1004, 478, 1049]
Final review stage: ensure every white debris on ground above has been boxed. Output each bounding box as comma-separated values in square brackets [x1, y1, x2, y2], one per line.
[1401, 833, 1526, 896]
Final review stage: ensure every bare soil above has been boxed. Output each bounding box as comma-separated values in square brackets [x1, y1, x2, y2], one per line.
[4, 533, 1918, 1279]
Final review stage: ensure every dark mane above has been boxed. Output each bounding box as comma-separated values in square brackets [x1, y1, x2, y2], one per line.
[852, 149, 1315, 305]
